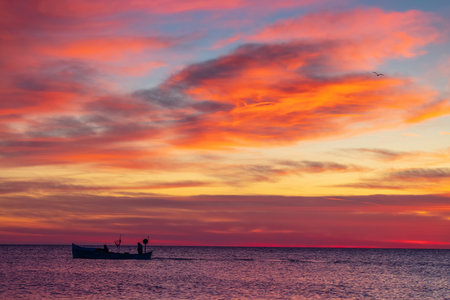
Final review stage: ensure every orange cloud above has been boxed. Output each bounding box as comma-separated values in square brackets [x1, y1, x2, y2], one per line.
[45, 37, 175, 61]
[406, 99, 450, 123]
[152, 41, 441, 149]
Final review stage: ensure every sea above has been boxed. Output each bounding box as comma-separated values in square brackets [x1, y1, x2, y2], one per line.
[0, 245, 448, 299]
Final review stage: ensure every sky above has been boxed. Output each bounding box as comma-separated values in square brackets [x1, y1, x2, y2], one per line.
[0, 0, 449, 248]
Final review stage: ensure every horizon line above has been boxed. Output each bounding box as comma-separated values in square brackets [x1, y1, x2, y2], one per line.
[1, 243, 449, 250]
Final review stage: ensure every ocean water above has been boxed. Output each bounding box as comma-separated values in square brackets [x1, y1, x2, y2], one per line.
[0, 246, 448, 299]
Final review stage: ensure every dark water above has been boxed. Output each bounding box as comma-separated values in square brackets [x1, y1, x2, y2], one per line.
[0, 246, 449, 299]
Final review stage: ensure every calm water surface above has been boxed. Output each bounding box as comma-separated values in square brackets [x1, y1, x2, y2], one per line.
[0, 245, 449, 299]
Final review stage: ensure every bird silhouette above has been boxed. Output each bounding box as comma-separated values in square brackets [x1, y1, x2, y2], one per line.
[373, 72, 384, 76]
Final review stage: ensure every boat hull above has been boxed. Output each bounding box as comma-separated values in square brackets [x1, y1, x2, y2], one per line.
[72, 243, 152, 260]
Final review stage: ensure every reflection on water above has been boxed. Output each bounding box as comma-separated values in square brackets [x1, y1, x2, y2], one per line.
[0, 245, 448, 299]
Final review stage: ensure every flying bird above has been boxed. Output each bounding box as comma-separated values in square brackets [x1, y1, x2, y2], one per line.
[373, 72, 384, 76]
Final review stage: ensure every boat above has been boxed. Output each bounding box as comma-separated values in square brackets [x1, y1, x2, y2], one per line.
[72, 243, 152, 260]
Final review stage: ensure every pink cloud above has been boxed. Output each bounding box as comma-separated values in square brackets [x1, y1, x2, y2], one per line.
[32, 0, 245, 17]
[248, 8, 441, 70]
[44, 37, 176, 61]
[30, 0, 324, 17]
[1, 193, 448, 247]
[114, 61, 167, 77]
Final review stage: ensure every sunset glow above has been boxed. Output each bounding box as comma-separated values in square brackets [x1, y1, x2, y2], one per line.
[1, 0, 449, 248]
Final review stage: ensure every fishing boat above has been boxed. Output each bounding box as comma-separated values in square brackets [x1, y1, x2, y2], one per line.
[72, 243, 152, 260]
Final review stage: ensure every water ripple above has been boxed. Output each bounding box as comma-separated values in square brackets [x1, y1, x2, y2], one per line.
[0, 246, 448, 299]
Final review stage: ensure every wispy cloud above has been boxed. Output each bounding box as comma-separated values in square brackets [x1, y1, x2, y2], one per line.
[349, 148, 409, 160]
[336, 167, 450, 192]
[0, 179, 212, 195]
[389, 168, 450, 180]
[203, 159, 365, 186]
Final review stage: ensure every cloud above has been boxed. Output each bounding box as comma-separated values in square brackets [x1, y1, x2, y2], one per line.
[249, 8, 441, 61]
[349, 148, 409, 160]
[0, 123, 171, 168]
[45, 36, 177, 61]
[348, 148, 450, 165]
[0, 59, 99, 120]
[12, 0, 322, 18]
[112, 61, 167, 77]
[336, 167, 450, 192]
[25, 0, 245, 17]
[336, 182, 404, 190]
[149, 8, 446, 150]
[150, 40, 442, 149]
[1, 193, 448, 247]
[203, 160, 365, 186]
[14, 60, 97, 92]
[134, 87, 192, 109]
[406, 99, 450, 123]
[0, 179, 211, 195]
[0, 4, 447, 171]
[389, 168, 450, 180]
[2, 42, 443, 168]
[277, 160, 364, 173]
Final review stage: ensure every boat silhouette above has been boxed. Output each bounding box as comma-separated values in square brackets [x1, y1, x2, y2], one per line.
[72, 243, 152, 260]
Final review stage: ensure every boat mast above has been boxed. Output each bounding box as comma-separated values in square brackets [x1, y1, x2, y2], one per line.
[114, 234, 122, 253]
